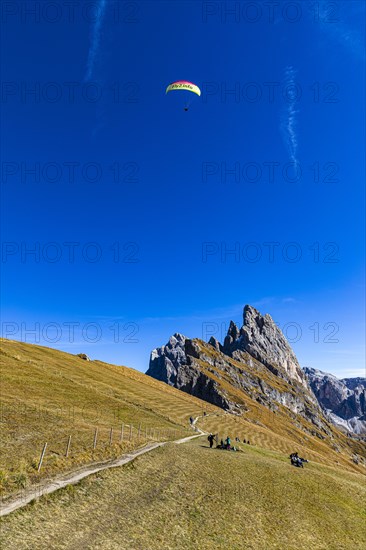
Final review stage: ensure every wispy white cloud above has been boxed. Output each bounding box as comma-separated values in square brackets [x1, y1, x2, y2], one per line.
[85, 0, 107, 81]
[252, 296, 276, 308]
[315, 1, 365, 61]
[280, 65, 299, 164]
[318, 348, 363, 355]
[282, 297, 297, 304]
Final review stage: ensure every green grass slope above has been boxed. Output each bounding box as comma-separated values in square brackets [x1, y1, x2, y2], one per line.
[1, 437, 365, 550]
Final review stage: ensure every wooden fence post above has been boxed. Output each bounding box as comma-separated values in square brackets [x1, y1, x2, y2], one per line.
[65, 435, 71, 457]
[93, 428, 98, 449]
[109, 427, 113, 445]
[120, 423, 124, 443]
[38, 443, 47, 472]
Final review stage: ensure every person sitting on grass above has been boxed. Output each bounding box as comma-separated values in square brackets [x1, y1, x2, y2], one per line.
[290, 452, 308, 467]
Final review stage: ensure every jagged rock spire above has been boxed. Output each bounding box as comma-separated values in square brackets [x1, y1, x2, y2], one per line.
[221, 305, 307, 387]
[240, 305, 306, 386]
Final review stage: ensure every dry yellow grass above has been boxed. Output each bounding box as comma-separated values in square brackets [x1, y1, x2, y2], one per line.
[1, 337, 364, 503]
[0, 338, 216, 495]
[1, 437, 365, 550]
[193, 341, 365, 475]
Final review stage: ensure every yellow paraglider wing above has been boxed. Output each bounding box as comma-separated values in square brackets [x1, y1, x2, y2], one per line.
[166, 81, 201, 96]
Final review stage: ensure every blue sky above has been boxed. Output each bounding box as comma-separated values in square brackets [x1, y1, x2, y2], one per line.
[1, 1, 365, 378]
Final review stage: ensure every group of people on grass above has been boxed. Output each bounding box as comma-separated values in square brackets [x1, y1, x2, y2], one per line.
[207, 433, 250, 451]
[194, 414, 307, 465]
[206, 432, 308, 467]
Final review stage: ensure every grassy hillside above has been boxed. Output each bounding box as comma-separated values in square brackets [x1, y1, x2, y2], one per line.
[0, 338, 215, 496]
[1, 338, 364, 501]
[188, 339, 366, 474]
[199, 412, 364, 474]
[1, 437, 365, 550]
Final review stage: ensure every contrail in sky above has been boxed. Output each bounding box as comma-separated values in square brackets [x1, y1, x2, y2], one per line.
[85, 0, 107, 81]
[281, 66, 299, 164]
[316, 0, 365, 61]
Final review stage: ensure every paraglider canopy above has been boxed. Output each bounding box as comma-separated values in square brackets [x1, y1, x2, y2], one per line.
[165, 81, 201, 96]
[166, 81, 201, 111]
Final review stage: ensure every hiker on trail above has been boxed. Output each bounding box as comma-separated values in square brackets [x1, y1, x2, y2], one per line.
[243, 439, 246, 444]
[208, 433, 215, 448]
[190, 416, 194, 425]
[225, 436, 231, 450]
[247, 440, 250, 445]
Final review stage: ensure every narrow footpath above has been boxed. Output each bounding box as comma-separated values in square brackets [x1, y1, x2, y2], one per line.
[0, 420, 206, 517]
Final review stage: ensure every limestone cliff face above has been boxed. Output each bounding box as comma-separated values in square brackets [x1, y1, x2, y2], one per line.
[147, 333, 186, 386]
[146, 305, 333, 436]
[304, 367, 366, 434]
[223, 305, 307, 387]
[147, 333, 231, 409]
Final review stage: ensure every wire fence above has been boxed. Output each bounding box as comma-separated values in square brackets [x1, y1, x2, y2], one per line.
[0, 422, 189, 495]
[35, 423, 187, 470]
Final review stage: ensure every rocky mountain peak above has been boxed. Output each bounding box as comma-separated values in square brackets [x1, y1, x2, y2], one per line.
[304, 367, 366, 434]
[228, 320, 240, 340]
[168, 333, 186, 347]
[146, 304, 363, 436]
[208, 336, 221, 351]
[224, 305, 307, 387]
[146, 304, 331, 435]
[148, 305, 309, 391]
[148, 333, 187, 385]
[243, 304, 266, 330]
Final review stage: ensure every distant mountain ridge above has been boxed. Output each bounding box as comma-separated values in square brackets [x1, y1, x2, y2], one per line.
[147, 305, 329, 435]
[147, 304, 364, 437]
[304, 367, 366, 434]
